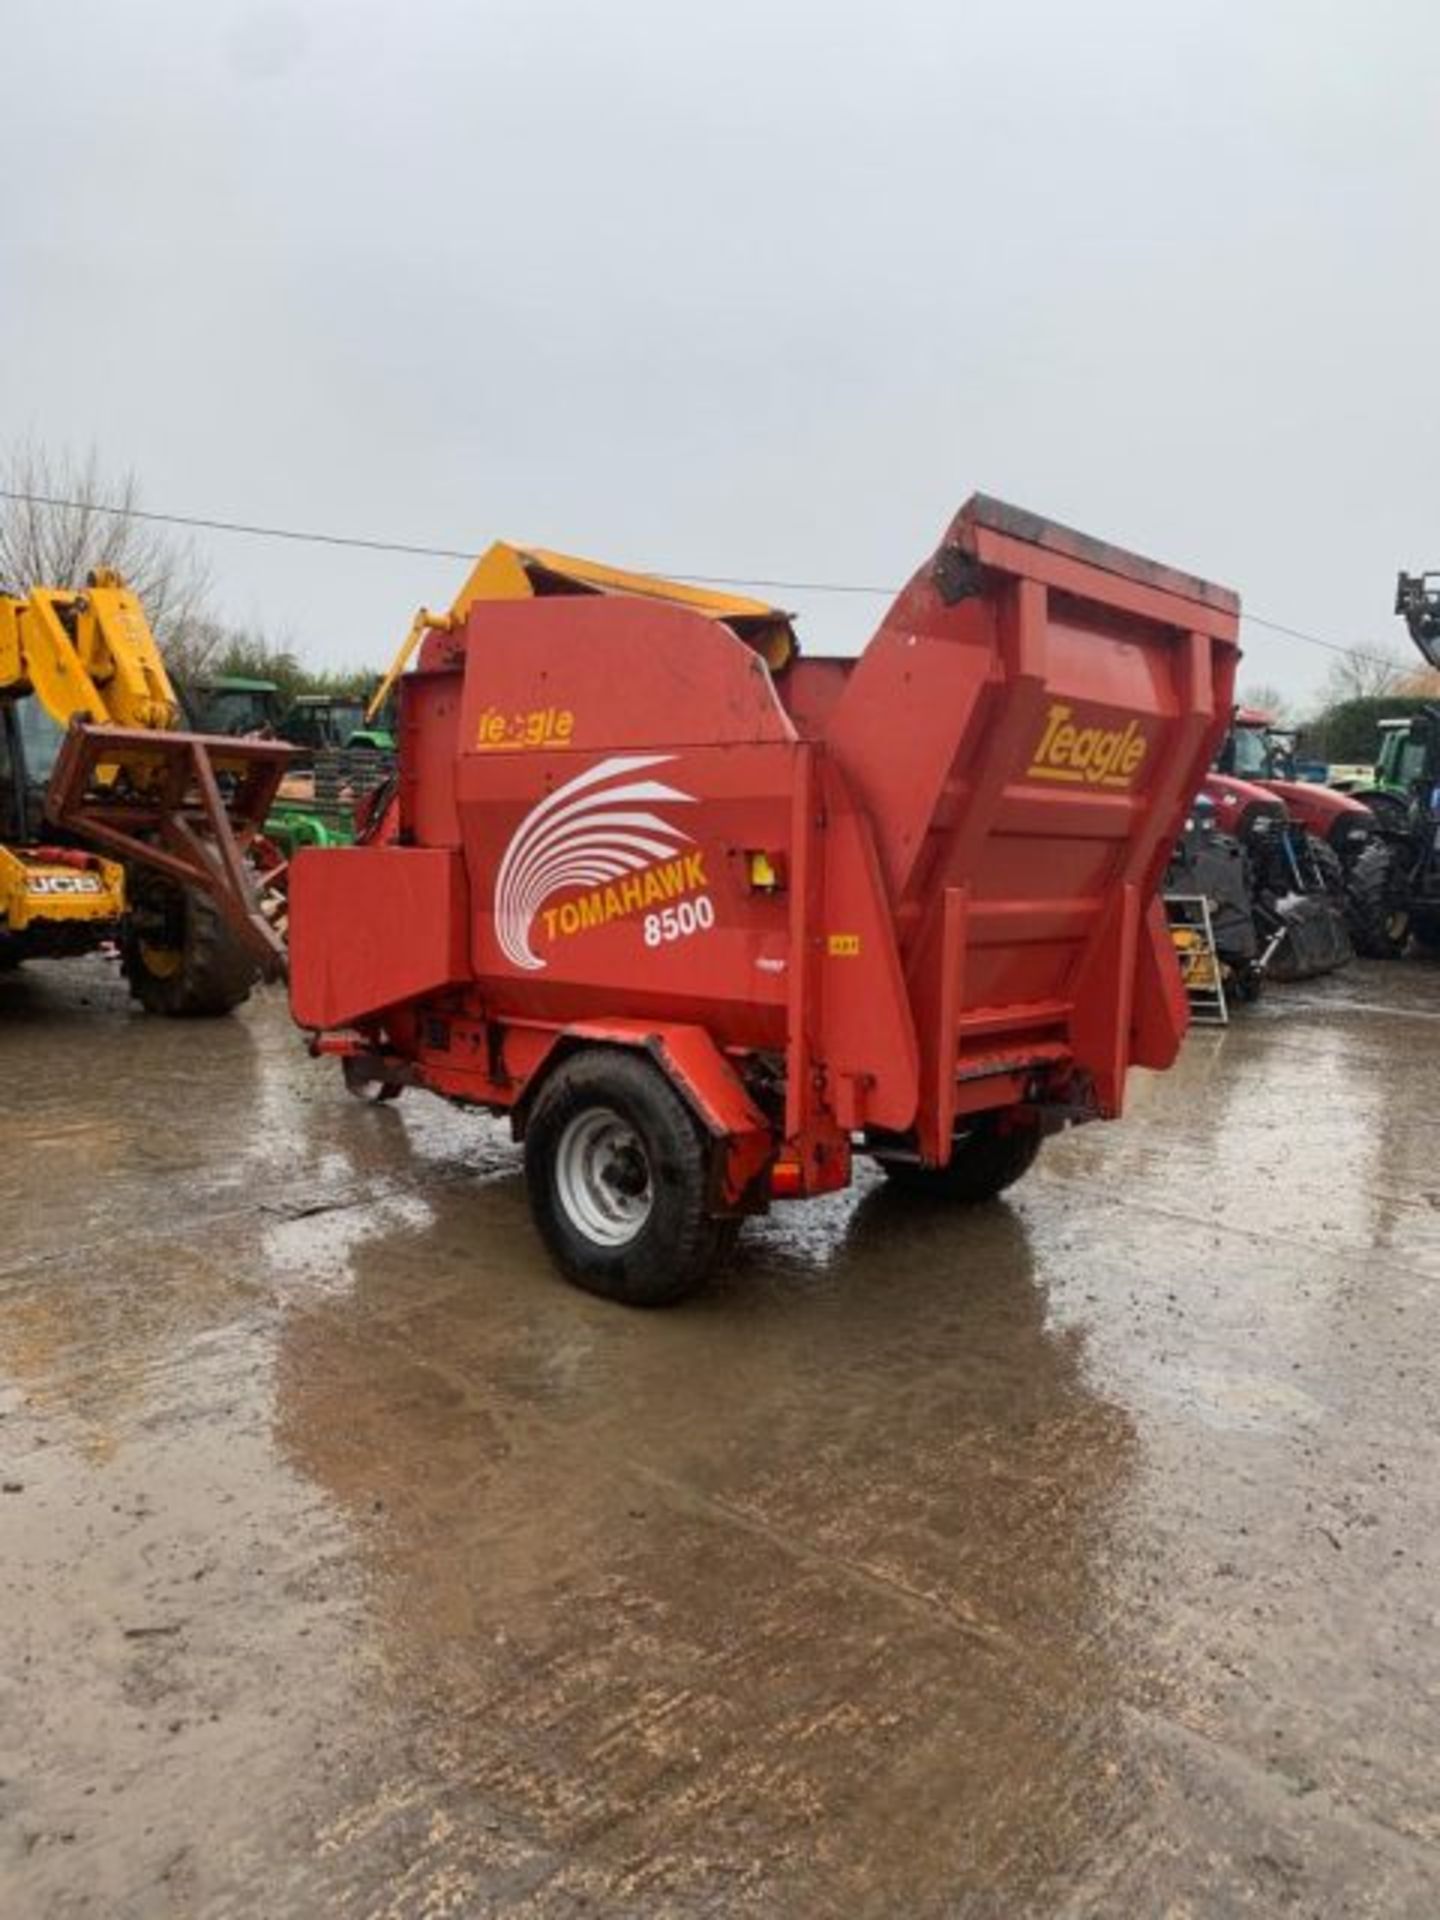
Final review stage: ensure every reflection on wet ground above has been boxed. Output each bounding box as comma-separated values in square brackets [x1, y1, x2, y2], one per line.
[2, 954, 1439, 1916]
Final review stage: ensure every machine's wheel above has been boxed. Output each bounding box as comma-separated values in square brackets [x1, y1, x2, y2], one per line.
[875, 1114, 1043, 1203]
[524, 1050, 737, 1306]
[1412, 909, 1440, 954]
[1351, 787, 1411, 834]
[343, 1056, 403, 1103]
[1309, 834, 1345, 899]
[1229, 962, 1264, 1003]
[121, 882, 258, 1017]
[1345, 839, 1409, 958]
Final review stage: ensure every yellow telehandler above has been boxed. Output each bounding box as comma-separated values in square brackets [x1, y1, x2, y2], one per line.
[0, 569, 291, 1013]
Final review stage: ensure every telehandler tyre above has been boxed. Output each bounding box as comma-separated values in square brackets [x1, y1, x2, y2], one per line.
[1345, 839, 1409, 959]
[876, 1114, 1042, 1203]
[524, 1050, 737, 1307]
[121, 882, 258, 1017]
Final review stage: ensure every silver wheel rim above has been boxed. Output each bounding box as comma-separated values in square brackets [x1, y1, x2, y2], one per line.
[554, 1107, 654, 1248]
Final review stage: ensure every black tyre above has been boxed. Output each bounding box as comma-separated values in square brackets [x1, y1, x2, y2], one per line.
[121, 882, 258, 1017]
[1412, 909, 1440, 954]
[1230, 965, 1263, 1004]
[1309, 834, 1345, 898]
[1350, 787, 1411, 834]
[1345, 839, 1409, 959]
[343, 1056, 403, 1103]
[875, 1114, 1042, 1203]
[524, 1050, 738, 1306]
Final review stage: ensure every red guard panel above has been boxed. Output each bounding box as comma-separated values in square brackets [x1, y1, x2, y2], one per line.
[289, 846, 470, 1030]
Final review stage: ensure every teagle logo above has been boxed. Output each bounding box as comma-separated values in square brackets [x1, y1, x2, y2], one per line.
[494, 753, 698, 971]
[1027, 703, 1149, 790]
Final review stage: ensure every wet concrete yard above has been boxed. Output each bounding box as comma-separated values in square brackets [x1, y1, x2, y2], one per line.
[3, 956, 1439, 1917]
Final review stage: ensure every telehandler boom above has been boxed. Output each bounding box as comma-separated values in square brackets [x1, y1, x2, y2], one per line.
[0, 569, 291, 1012]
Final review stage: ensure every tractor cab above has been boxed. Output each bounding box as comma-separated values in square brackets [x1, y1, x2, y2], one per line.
[0, 696, 65, 842]
[184, 675, 285, 738]
[1375, 713, 1440, 799]
[1216, 707, 1373, 863]
[1218, 709, 1290, 780]
[280, 692, 395, 755]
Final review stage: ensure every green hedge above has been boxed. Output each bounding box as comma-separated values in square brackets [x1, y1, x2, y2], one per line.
[1303, 695, 1435, 765]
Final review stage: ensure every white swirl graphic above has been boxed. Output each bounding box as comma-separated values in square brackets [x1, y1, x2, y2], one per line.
[494, 753, 696, 970]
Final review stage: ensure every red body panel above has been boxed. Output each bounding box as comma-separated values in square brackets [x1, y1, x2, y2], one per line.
[290, 496, 1239, 1194]
[1201, 769, 1282, 834]
[1254, 776, 1370, 842]
[1217, 717, 1372, 844]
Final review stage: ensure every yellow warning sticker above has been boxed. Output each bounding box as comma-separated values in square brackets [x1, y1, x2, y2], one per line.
[827, 933, 861, 957]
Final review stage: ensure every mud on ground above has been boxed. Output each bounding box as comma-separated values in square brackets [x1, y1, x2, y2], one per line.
[2, 955, 1439, 1918]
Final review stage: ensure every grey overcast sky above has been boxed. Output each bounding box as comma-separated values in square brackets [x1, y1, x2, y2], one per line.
[3, 0, 1437, 697]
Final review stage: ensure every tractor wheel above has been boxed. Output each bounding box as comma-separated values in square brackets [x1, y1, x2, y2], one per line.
[524, 1050, 738, 1307]
[1345, 839, 1409, 958]
[1309, 834, 1345, 899]
[1412, 909, 1440, 954]
[875, 1114, 1043, 1203]
[121, 882, 258, 1017]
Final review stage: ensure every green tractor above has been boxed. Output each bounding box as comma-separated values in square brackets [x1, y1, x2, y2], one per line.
[1363, 716, 1431, 812]
[182, 675, 395, 865]
[184, 677, 395, 758]
[280, 692, 394, 756]
[1344, 574, 1440, 955]
[1340, 710, 1440, 955]
[184, 674, 284, 738]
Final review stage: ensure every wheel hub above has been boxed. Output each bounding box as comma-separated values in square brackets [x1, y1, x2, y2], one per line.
[555, 1108, 654, 1248]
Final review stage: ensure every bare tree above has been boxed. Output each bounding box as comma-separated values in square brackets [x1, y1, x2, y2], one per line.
[1318, 643, 1413, 703]
[1238, 680, 1291, 721]
[0, 441, 215, 667]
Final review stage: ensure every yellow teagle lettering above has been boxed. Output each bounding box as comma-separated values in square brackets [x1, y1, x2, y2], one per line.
[1028, 702, 1149, 789]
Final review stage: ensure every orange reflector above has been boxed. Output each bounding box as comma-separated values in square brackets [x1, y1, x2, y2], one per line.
[312, 1031, 362, 1057]
[770, 1160, 803, 1198]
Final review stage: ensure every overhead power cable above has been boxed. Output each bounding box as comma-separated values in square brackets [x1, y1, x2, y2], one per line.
[0, 486, 1410, 673]
[0, 487, 477, 564]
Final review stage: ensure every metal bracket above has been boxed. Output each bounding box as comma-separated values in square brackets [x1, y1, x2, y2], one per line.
[46, 722, 295, 976]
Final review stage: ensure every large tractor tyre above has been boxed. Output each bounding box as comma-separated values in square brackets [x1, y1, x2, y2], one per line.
[121, 884, 258, 1018]
[1308, 834, 1346, 899]
[524, 1050, 739, 1307]
[1350, 787, 1411, 835]
[1345, 840, 1409, 959]
[1412, 909, 1440, 954]
[876, 1114, 1043, 1204]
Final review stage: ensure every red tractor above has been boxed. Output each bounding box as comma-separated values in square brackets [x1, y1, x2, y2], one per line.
[1197, 709, 1389, 972]
[1215, 709, 1375, 868]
